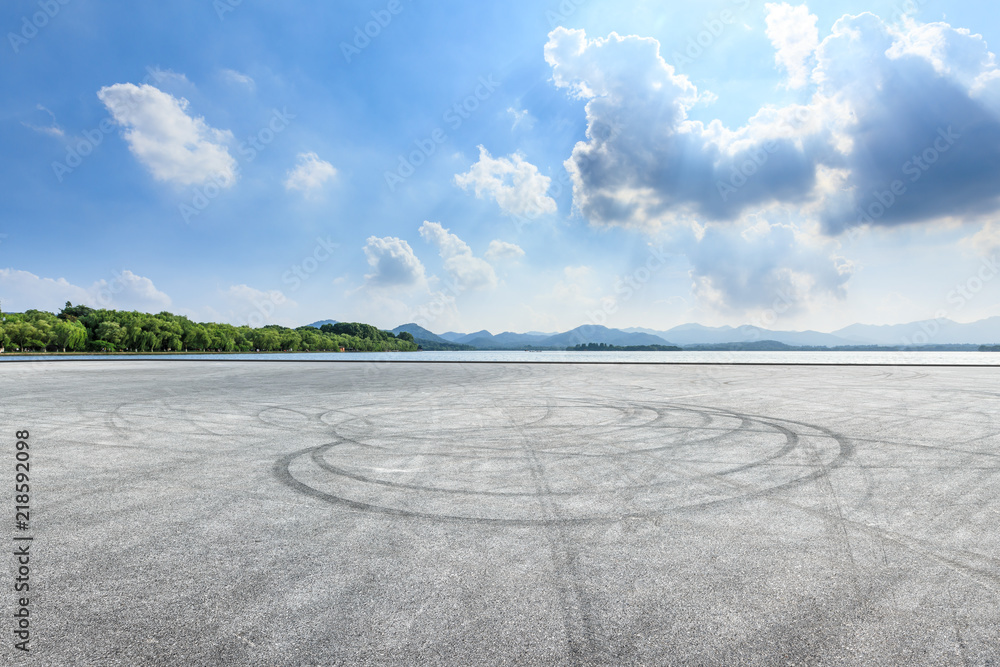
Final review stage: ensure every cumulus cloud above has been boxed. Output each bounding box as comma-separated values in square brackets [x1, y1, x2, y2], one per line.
[682, 219, 852, 315]
[765, 3, 820, 89]
[485, 240, 525, 262]
[544, 27, 817, 231]
[363, 236, 427, 289]
[97, 83, 237, 186]
[284, 152, 337, 196]
[0, 268, 171, 313]
[419, 221, 497, 290]
[92, 270, 173, 312]
[965, 221, 1000, 256]
[544, 13, 1000, 235]
[454, 146, 557, 219]
[220, 284, 296, 327]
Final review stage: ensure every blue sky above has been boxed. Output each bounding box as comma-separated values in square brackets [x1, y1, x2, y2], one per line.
[3, 0, 1000, 334]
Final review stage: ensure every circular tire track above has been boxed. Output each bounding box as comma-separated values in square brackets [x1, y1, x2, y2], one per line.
[276, 401, 854, 525]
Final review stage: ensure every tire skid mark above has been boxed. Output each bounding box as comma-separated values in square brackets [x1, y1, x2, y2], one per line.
[275, 402, 850, 525]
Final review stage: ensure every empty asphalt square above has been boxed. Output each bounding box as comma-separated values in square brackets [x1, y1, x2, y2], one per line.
[2, 360, 998, 665]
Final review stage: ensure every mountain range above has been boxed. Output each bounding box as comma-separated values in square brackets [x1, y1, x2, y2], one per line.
[304, 316, 1000, 349]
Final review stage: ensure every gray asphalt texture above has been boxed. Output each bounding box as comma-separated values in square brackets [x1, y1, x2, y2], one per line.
[2, 361, 999, 665]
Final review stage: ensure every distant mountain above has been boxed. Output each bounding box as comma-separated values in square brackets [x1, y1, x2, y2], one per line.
[413, 338, 477, 351]
[307, 319, 338, 328]
[833, 317, 1000, 346]
[391, 323, 449, 344]
[455, 330, 494, 345]
[626, 324, 856, 347]
[683, 340, 798, 351]
[386, 316, 1000, 350]
[458, 332, 552, 349]
[539, 325, 672, 348]
[493, 332, 553, 346]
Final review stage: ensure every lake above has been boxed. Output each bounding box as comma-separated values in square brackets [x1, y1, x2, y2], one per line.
[3, 350, 1000, 365]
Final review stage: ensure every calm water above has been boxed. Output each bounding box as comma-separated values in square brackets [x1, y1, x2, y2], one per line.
[3, 350, 1000, 365]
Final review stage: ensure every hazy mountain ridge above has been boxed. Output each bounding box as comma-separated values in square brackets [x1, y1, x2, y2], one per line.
[308, 317, 1000, 349]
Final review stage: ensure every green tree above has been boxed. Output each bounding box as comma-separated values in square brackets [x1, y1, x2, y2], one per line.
[96, 321, 124, 347]
[53, 320, 88, 352]
[5, 321, 46, 351]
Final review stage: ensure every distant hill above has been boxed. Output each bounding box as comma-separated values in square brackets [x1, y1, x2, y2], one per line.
[391, 323, 449, 344]
[493, 331, 553, 346]
[539, 325, 672, 348]
[452, 330, 492, 344]
[457, 331, 555, 349]
[386, 315, 1000, 350]
[626, 324, 856, 347]
[833, 317, 1000, 346]
[307, 319, 338, 329]
[413, 338, 477, 351]
[683, 340, 797, 351]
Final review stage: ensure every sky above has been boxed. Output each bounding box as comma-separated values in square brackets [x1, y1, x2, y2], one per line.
[3, 0, 1000, 335]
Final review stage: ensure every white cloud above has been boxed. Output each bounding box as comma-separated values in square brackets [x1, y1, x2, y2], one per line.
[454, 146, 557, 220]
[683, 219, 852, 316]
[284, 152, 337, 196]
[764, 3, 820, 89]
[0, 268, 171, 313]
[146, 67, 191, 88]
[97, 83, 237, 187]
[549, 265, 599, 309]
[409, 290, 462, 332]
[92, 270, 173, 312]
[507, 107, 535, 130]
[419, 222, 497, 291]
[220, 284, 296, 327]
[0, 269, 90, 312]
[363, 236, 427, 289]
[544, 16, 1000, 237]
[22, 104, 63, 137]
[221, 68, 256, 90]
[485, 240, 525, 262]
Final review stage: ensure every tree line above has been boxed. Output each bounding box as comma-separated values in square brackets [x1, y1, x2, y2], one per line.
[566, 343, 681, 351]
[0, 303, 418, 354]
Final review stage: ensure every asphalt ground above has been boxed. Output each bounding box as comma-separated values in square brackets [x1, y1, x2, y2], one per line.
[2, 361, 998, 665]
